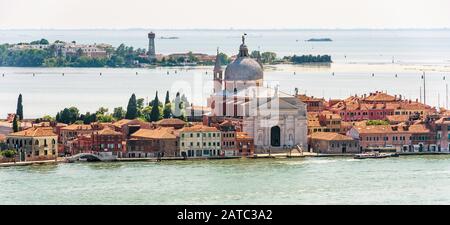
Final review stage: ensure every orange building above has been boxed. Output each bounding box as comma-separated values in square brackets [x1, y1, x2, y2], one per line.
[236, 132, 254, 156]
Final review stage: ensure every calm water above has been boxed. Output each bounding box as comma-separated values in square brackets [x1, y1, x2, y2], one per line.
[1, 156, 450, 204]
[0, 64, 449, 118]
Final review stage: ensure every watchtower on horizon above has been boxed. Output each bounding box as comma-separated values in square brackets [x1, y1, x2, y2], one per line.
[147, 32, 156, 61]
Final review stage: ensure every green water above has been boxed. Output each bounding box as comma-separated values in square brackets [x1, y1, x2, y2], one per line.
[1, 156, 450, 204]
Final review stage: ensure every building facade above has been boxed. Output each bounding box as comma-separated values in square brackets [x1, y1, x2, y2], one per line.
[179, 125, 221, 157]
[6, 127, 58, 161]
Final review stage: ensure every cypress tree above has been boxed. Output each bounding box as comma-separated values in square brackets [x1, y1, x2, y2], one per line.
[149, 91, 161, 121]
[16, 94, 23, 120]
[163, 91, 172, 118]
[12, 115, 19, 132]
[125, 93, 138, 119]
[165, 91, 170, 105]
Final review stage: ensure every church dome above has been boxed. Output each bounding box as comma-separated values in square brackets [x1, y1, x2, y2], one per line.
[224, 36, 263, 81]
[224, 57, 263, 81]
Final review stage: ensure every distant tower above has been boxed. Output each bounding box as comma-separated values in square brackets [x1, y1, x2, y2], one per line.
[213, 47, 223, 93]
[147, 32, 156, 61]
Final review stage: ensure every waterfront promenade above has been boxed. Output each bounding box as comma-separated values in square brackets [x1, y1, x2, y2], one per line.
[2, 151, 449, 167]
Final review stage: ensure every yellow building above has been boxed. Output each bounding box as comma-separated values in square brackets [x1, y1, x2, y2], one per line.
[6, 127, 58, 161]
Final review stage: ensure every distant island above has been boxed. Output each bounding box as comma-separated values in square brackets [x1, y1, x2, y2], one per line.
[0, 38, 332, 68]
[307, 38, 333, 42]
[160, 37, 179, 39]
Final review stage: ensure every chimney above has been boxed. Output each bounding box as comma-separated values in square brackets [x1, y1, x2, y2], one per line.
[416, 98, 418, 103]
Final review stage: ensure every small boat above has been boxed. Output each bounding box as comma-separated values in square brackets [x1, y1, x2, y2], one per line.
[354, 152, 398, 159]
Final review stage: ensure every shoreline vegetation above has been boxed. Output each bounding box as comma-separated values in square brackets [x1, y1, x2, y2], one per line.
[0, 38, 332, 68]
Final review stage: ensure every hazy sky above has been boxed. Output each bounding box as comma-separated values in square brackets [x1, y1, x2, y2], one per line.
[1, 0, 450, 29]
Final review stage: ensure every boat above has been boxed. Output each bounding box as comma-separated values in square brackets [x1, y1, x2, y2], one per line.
[354, 152, 399, 159]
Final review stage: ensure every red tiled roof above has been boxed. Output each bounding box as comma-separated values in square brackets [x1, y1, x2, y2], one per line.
[8, 127, 57, 137]
[130, 127, 176, 139]
[180, 124, 218, 132]
[310, 132, 353, 141]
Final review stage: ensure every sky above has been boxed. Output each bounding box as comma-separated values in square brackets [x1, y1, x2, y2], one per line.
[1, 0, 450, 29]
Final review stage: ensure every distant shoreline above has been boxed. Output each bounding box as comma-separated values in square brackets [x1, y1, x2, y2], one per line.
[1, 28, 450, 31]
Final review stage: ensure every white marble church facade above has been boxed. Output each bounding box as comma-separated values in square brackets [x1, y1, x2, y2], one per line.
[207, 36, 308, 152]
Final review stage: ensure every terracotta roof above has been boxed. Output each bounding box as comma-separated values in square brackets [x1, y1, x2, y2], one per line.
[436, 117, 450, 124]
[95, 128, 122, 136]
[408, 124, 430, 133]
[353, 125, 402, 134]
[236, 132, 252, 139]
[297, 94, 325, 102]
[155, 118, 186, 126]
[363, 92, 397, 102]
[8, 127, 57, 137]
[180, 124, 219, 132]
[130, 127, 176, 139]
[112, 119, 132, 127]
[61, 124, 93, 131]
[386, 115, 410, 123]
[310, 132, 353, 141]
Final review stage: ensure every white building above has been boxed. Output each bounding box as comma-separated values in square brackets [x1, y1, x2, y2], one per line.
[207, 36, 308, 153]
[179, 124, 222, 157]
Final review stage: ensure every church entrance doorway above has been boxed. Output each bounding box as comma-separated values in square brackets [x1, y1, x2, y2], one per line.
[271, 126, 281, 147]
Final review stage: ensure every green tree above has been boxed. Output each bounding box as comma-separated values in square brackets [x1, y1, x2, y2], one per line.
[163, 103, 172, 119]
[12, 115, 19, 132]
[164, 91, 170, 105]
[1, 149, 17, 158]
[137, 98, 145, 117]
[125, 94, 138, 119]
[112, 107, 126, 120]
[261, 52, 277, 63]
[366, 120, 390, 126]
[149, 91, 162, 122]
[16, 94, 23, 120]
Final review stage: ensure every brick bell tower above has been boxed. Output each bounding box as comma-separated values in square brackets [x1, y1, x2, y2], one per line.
[147, 32, 156, 61]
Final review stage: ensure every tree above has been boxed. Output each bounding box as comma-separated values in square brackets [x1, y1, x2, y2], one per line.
[1, 149, 17, 158]
[163, 103, 172, 119]
[16, 94, 23, 120]
[125, 94, 138, 119]
[112, 107, 126, 120]
[137, 98, 145, 117]
[261, 52, 277, 63]
[96, 107, 109, 115]
[149, 91, 161, 122]
[56, 107, 80, 124]
[12, 115, 19, 132]
[164, 91, 170, 105]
